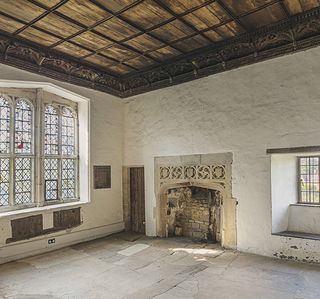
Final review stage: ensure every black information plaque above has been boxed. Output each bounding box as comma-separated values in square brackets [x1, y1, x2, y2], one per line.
[93, 165, 111, 189]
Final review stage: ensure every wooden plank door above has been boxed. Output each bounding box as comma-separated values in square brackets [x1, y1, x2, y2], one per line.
[130, 167, 145, 234]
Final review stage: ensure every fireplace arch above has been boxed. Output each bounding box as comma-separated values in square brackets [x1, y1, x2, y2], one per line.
[155, 154, 237, 248]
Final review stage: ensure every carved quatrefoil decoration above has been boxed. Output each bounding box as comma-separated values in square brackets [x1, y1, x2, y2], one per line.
[212, 166, 225, 180]
[171, 166, 183, 179]
[197, 165, 211, 179]
[184, 166, 196, 179]
[159, 164, 226, 181]
[160, 167, 170, 180]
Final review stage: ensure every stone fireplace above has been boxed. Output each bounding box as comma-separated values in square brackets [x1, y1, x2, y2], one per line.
[166, 186, 222, 242]
[155, 153, 236, 248]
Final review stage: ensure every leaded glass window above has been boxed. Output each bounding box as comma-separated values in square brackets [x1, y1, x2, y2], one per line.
[62, 159, 75, 199]
[0, 95, 34, 207]
[62, 107, 75, 156]
[0, 96, 12, 207]
[0, 97, 10, 154]
[44, 158, 59, 201]
[299, 156, 320, 204]
[44, 104, 78, 202]
[14, 158, 32, 204]
[15, 100, 32, 154]
[0, 92, 79, 211]
[0, 158, 10, 206]
[44, 105, 59, 155]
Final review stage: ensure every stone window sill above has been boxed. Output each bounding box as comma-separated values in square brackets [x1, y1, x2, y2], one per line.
[273, 231, 320, 241]
[0, 201, 89, 219]
[290, 203, 320, 208]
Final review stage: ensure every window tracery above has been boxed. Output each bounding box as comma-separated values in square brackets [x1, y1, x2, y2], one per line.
[0, 93, 79, 209]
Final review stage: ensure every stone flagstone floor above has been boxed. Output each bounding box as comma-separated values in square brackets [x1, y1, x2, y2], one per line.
[0, 233, 320, 299]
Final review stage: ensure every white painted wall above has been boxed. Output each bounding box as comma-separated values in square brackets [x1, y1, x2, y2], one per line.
[270, 153, 320, 236]
[271, 154, 297, 233]
[2, 46, 320, 263]
[289, 205, 320, 234]
[124, 47, 320, 262]
[0, 64, 124, 263]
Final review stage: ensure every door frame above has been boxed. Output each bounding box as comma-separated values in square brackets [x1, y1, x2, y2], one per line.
[122, 166, 145, 233]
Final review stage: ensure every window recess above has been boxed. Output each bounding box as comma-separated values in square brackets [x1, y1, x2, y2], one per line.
[298, 156, 320, 204]
[0, 91, 79, 211]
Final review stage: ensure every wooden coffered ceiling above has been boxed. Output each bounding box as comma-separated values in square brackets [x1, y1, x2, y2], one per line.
[0, 0, 320, 97]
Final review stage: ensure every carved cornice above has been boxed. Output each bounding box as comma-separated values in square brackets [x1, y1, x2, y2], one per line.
[0, 8, 320, 98]
[121, 7, 320, 97]
[0, 34, 123, 97]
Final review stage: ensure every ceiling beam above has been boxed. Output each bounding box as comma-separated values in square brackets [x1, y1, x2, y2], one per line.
[279, 0, 291, 18]
[108, 0, 284, 68]
[215, 0, 249, 32]
[88, 0, 184, 56]
[121, 0, 287, 72]
[13, 0, 70, 36]
[0, 5, 319, 98]
[24, 0, 158, 70]
[152, 0, 215, 45]
[0, 15, 136, 75]
[10, 0, 283, 75]
[121, 6, 320, 96]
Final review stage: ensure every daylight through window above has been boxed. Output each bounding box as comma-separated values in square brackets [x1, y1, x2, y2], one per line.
[44, 105, 77, 201]
[299, 156, 320, 204]
[0, 94, 79, 210]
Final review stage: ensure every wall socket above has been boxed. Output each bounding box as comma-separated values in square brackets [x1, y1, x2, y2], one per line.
[48, 238, 56, 244]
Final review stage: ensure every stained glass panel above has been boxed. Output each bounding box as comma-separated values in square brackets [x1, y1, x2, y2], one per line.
[61, 107, 75, 156]
[0, 158, 10, 206]
[14, 158, 32, 205]
[44, 105, 59, 155]
[62, 158, 75, 199]
[44, 158, 58, 201]
[0, 97, 10, 154]
[15, 100, 32, 154]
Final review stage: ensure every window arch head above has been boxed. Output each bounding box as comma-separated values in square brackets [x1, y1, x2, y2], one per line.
[15, 99, 33, 154]
[61, 106, 76, 156]
[0, 96, 11, 154]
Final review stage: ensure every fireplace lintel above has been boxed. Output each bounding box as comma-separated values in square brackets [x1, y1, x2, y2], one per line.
[154, 153, 236, 248]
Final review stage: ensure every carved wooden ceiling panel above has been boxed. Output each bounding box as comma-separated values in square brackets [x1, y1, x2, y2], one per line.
[0, 0, 320, 97]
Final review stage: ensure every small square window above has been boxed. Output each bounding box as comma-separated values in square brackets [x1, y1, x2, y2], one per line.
[298, 156, 320, 204]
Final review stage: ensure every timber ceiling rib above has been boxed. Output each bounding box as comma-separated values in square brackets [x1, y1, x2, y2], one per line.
[0, 0, 319, 97]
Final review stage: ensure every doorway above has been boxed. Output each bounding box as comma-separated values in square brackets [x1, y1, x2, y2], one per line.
[129, 167, 145, 234]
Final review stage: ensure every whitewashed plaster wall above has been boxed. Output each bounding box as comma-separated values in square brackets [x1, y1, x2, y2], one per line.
[124, 47, 320, 262]
[2, 47, 320, 263]
[0, 64, 124, 263]
[271, 154, 297, 233]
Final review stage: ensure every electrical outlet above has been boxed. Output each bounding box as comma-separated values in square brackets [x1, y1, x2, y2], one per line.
[48, 238, 56, 244]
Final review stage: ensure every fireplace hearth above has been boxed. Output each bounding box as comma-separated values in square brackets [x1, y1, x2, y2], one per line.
[166, 187, 221, 243]
[155, 153, 236, 248]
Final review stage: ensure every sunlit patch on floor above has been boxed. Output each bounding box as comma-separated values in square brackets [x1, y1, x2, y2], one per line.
[170, 247, 224, 257]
